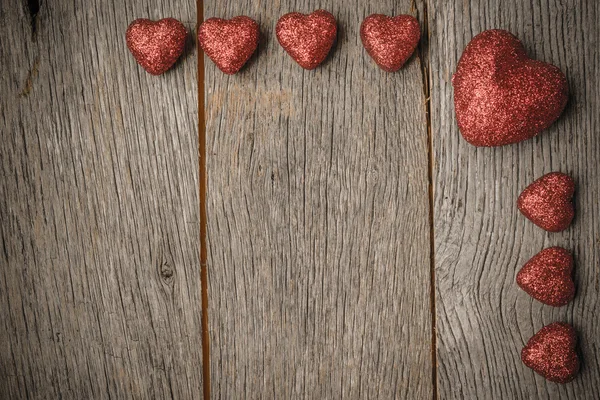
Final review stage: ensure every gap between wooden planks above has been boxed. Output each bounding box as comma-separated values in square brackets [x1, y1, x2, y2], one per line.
[414, 1, 439, 398]
[197, 1, 210, 399]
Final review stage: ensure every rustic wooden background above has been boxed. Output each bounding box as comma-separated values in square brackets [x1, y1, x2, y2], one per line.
[1, 0, 598, 399]
[0, 1, 202, 399]
[430, 1, 599, 398]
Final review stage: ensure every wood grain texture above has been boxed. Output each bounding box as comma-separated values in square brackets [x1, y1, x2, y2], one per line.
[430, 0, 600, 398]
[0, 1, 202, 399]
[204, 0, 432, 398]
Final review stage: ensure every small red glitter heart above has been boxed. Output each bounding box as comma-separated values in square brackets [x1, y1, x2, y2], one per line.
[198, 16, 259, 75]
[517, 247, 575, 307]
[518, 172, 575, 232]
[276, 10, 337, 70]
[126, 18, 187, 75]
[453, 30, 568, 146]
[360, 14, 420, 72]
[522, 322, 579, 383]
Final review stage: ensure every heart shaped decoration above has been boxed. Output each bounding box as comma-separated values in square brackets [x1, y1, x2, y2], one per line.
[360, 14, 420, 72]
[126, 18, 187, 75]
[518, 172, 575, 232]
[453, 29, 568, 146]
[198, 16, 260, 75]
[522, 322, 579, 383]
[517, 247, 575, 307]
[276, 10, 337, 70]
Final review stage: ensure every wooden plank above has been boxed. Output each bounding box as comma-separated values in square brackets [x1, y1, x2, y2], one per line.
[0, 1, 202, 398]
[205, 0, 433, 397]
[430, 0, 600, 398]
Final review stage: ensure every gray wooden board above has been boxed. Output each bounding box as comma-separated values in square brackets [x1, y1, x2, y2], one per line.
[4, 0, 599, 398]
[430, 0, 600, 398]
[0, 1, 202, 399]
[204, 0, 433, 398]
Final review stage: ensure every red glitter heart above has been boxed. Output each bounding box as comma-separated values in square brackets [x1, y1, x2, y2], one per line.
[518, 172, 575, 232]
[522, 322, 579, 383]
[276, 10, 337, 70]
[517, 247, 575, 307]
[360, 14, 420, 72]
[198, 16, 259, 75]
[453, 30, 568, 146]
[126, 18, 187, 75]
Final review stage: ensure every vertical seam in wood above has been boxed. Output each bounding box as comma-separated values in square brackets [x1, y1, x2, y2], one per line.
[197, 0, 210, 398]
[416, 0, 438, 398]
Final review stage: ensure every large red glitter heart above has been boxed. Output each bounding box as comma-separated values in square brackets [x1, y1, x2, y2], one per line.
[276, 10, 337, 70]
[522, 322, 579, 383]
[198, 16, 259, 75]
[126, 18, 187, 75]
[453, 30, 568, 146]
[518, 172, 575, 232]
[517, 247, 575, 307]
[360, 14, 420, 72]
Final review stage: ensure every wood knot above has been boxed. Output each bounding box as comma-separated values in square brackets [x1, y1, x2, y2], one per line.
[159, 262, 174, 280]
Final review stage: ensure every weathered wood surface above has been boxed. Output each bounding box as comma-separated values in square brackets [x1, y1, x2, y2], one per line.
[0, 1, 202, 399]
[3, 0, 600, 398]
[204, 0, 433, 398]
[430, 0, 600, 399]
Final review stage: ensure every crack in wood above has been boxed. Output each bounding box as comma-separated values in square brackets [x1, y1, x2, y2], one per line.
[26, 0, 40, 39]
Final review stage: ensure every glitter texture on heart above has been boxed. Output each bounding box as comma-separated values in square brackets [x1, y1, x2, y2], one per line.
[453, 29, 568, 146]
[517, 247, 575, 307]
[126, 18, 187, 75]
[360, 14, 420, 72]
[518, 172, 575, 232]
[276, 10, 337, 70]
[522, 322, 579, 383]
[198, 16, 260, 75]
